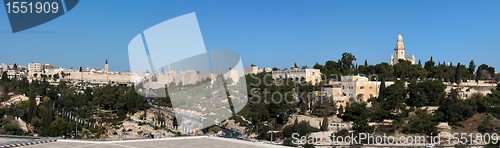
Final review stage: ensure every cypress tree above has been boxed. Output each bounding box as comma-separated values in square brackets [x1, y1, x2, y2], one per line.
[455, 63, 462, 85]
[378, 77, 386, 100]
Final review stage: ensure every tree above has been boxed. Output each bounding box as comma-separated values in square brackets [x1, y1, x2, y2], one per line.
[476, 68, 482, 83]
[1, 71, 8, 82]
[47, 117, 72, 136]
[468, 60, 476, 80]
[337, 105, 344, 118]
[477, 64, 495, 80]
[312, 63, 322, 70]
[1, 123, 25, 135]
[455, 63, 462, 84]
[282, 121, 319, 138]
[424, 57, 436, 78]
[320, 116, 329, 131]
[53, 74, 60, 79]
[342, 102, 369, 122]
[394, 60, 424, 81]
[403, 109, 438, 135]
[28, 91, 37, 123]
[378, 77, 386, 99]
[382, 81, 407, 113]
[374, 63, 394, 80]
[407, 80, 446, 107]
[311, 96, 336, 117]
[340, 52, 356, 75]
[435, 89, 475, 125]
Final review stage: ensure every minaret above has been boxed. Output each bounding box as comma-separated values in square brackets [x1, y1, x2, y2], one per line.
[105, 59, 109, 83]
[104, 59, 109, 73]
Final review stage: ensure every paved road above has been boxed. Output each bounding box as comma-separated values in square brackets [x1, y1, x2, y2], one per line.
[0, 138, 27, 144]
[21, 136, 287, 148]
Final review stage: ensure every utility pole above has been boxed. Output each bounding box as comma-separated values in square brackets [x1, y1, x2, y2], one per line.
[75, 119, 78, 138]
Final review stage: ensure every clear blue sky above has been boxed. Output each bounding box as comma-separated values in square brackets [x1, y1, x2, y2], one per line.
[1, 0, 500, 72]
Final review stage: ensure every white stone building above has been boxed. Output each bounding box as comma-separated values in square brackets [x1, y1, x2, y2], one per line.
[243, 65, 271, 75]
[328, 75, 394, 102]
[28, 62, 44, 76]
[272, 68, 322, 85]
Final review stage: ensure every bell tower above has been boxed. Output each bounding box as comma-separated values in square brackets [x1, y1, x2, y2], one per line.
[390, 33, 415, 65]
[394, 33, 405, 60]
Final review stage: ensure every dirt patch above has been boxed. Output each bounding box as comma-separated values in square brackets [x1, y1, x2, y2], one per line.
[453, 113, 500, 133]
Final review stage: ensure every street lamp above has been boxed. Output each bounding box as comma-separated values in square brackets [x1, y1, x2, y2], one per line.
[267, 130, 281, 145]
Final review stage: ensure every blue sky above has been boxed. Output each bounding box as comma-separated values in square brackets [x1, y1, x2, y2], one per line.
[1, 0, 500, 72]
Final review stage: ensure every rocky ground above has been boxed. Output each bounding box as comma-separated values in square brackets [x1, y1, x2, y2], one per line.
[103, 109, 176, 140]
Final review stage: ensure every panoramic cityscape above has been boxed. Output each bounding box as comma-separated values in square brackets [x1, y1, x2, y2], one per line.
[1, 33, 499, 147]
[1, 0, 500, 148]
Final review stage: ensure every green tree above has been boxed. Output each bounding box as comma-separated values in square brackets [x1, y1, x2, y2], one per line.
[1, 71, 8, 82]
[341, 102, 368, 122]
[477, 64, 495, 80]
[407, 80, 446, 107]
[455, 63, 462, 84]
[374, 63, 394, 80]
[476, 68, 481, 83]
[47, 117, 72, 137]
[312, 62, 322, 70]
[424, 57, 436, 78]
[337, 105, 344, 118]
[436, 89, 475, 125]
[382, 81, 407, 113]
[28, 92, 37, 123]
[468, 60, 476, 80]
[394, 60, 424, 81]
[320, 116, 328, 131]
[340, 52, 356, 75]
[403, 109, 438, 135]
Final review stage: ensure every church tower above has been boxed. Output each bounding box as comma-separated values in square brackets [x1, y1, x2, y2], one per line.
[390, 33, 415, 65]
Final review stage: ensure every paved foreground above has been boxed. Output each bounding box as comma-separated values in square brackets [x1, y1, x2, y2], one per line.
[22, 136, 287, 148]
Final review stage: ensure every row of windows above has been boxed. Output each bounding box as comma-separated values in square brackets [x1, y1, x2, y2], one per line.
[342, 86, 376, 90]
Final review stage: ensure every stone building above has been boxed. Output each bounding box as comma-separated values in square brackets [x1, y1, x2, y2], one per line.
[271, 68, 322, 85]
[328, 75, 394, 102]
